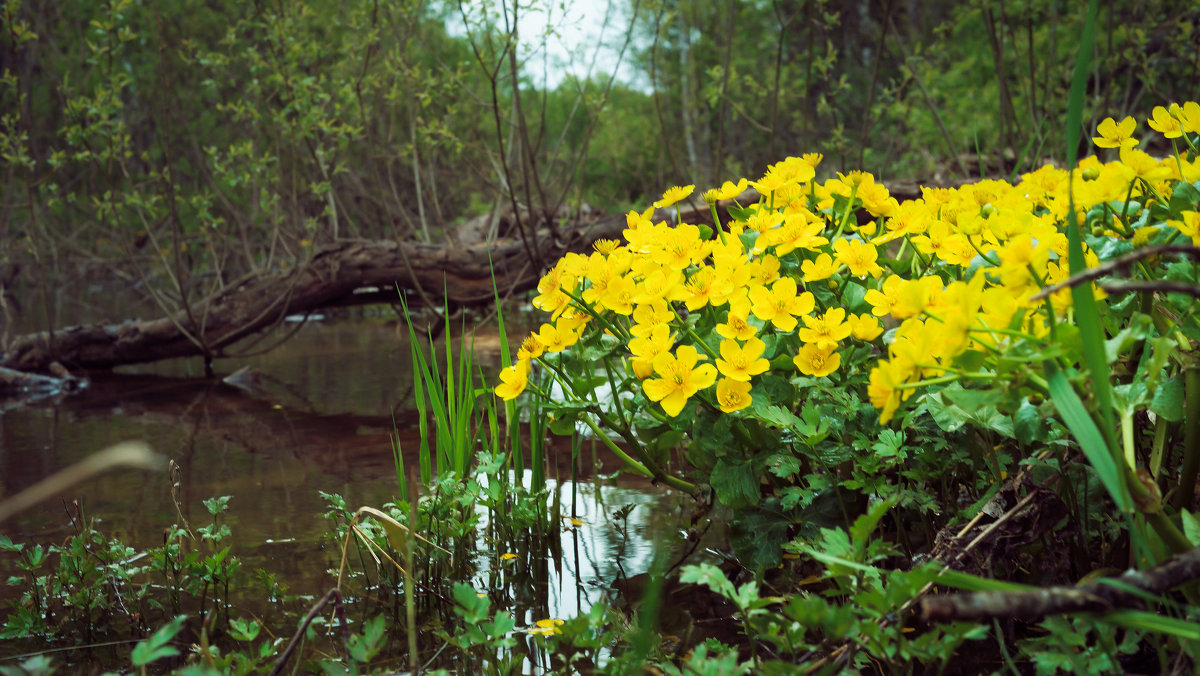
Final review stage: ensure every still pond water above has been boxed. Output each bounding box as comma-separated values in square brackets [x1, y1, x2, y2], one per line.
[0, 304, 708, 645]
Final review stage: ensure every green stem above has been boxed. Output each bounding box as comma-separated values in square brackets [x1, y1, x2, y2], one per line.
[683, 325, 720, 361]
[1172, 367, 1200, 510]
[967, 235, 1001, 266]
[578, 415, 696, 494]
[829, 185, 860, 242]
[894, 370, 997, 390]
[710, 202, 726, 244]
[1146, 511, 1194, 555]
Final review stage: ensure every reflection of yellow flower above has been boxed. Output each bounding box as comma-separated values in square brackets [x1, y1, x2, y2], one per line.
[793, 343, 840, 377]
[715, 378, 753, 413]
[1092, 116, 1138, 148]
[527, 618, 565, 636]
[654, 185, 695, 209]
[642, 345, 717, 416]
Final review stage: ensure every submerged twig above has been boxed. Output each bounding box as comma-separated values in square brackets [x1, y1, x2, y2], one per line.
[267, 587, 349, 676]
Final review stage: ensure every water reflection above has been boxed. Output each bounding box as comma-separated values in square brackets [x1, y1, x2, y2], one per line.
[1, 318, 705, 633]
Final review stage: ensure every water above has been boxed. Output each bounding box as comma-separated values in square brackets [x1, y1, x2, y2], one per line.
[0, 311, 706, 641]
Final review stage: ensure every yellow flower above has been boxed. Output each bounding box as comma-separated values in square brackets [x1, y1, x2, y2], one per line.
[656, 224, 709, 271]
[892, 276, 943, 320]
[868, 358, 915, 423]
[715, 337, 770, 382]
[796, 308, 853, 350]
[1118, 146, 1172, 181]
[500, 552, 518, 561]
[793, 343, 840, 378]
[848, 313, 884, 341]
[715, 297, 758, 342]
[748, 277, 815, 333]
[535, 322, 579, 353]
[642, 345, 717, 416]
[801, 253, 838, 282]
[599, 272, 638, 316]
[1147, 105, 1183, 139]
[630, 300, 674, 337]
[683, 266, 724, 311]
[654, 184, 695, 209]
[747, 254, 781, 286]
[1092, 116, 1138, 149]
[715, 378, 753, 413]
[753, 157, 816, 196]
[633, 268, 688, 305]
[1175, 101, 1200, 134]
[531, 259, 576, 317]
[769, 212, 828, 255]
[863, 275, 903, 317]
[593, 238, 622, 254]
[494, 359, 530, 400]
[832, 238, 883, 278]
[517, 334, 544, 361]
[704, 178, 749, 203]
[743, 207, 785, 234]
[1169, 211, 1200, 245]
[628, 324, 675, 380]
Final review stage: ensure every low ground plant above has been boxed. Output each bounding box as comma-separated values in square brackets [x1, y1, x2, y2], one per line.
[495, 97, 1200, 671]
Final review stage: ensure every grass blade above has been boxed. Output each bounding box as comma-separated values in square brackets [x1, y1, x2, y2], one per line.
[1045, 361, 1130, 511]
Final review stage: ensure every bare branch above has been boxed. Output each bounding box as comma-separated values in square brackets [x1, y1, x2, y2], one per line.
[1030, 244, 1200, 301]
[921, 545, 1200, 623]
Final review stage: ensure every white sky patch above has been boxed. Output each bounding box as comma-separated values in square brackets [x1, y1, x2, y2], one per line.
[447, 0, 647, 91]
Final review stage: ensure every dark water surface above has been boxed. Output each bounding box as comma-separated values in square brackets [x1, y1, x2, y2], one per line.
[0, 309, 704, 643]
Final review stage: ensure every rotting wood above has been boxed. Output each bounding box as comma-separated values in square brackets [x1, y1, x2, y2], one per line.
[0, 199, 736, 375]
[920, 545, 1200, 623]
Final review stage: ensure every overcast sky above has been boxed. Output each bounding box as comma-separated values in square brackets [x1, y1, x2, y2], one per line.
[447, 0, 648, 91]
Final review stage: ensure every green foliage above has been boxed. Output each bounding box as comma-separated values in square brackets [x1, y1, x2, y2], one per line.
[130, 615, 187, 667]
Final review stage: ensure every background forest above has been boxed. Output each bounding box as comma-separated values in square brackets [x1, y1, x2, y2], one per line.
[5, 1, 1200, 673]
[1, 0, 1198, 334]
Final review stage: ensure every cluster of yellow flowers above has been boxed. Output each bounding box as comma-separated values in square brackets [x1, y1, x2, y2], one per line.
[496, 102, 1200, 424]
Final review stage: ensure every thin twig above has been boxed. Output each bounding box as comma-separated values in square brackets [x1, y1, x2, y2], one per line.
[1030, 244, 1200, 301]
[921, 545, 1200, 623]
[267, 587, 349, 676]
[1099, 280, 1200, 299]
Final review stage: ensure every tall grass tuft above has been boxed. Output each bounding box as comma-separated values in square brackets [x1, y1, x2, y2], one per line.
[396, 291, 492, 480]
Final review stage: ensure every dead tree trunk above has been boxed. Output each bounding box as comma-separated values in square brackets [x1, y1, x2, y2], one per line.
[1, 200, 742, 375]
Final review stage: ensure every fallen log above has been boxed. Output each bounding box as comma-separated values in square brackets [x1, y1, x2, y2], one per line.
[0, 196, 742, 375]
